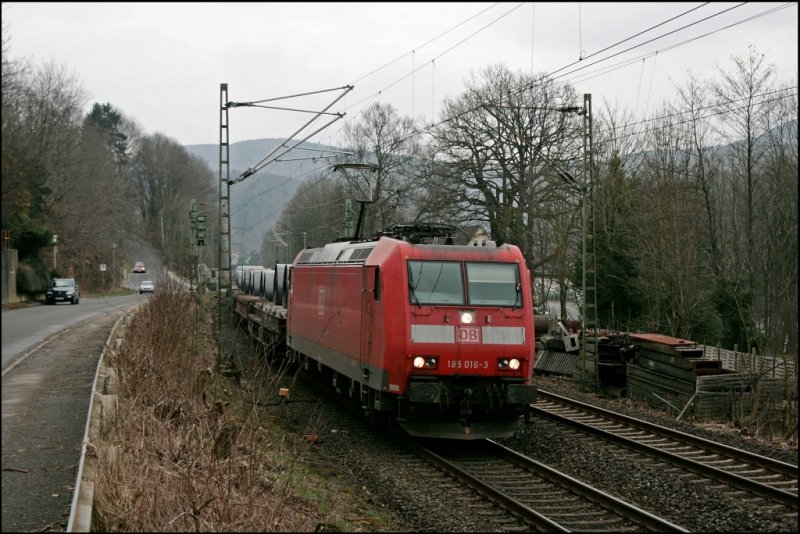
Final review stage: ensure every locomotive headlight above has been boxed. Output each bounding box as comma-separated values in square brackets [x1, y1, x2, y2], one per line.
[459, 310, 475, 324]
[413, 356, 438, 369]
[498, 358, 521, 370]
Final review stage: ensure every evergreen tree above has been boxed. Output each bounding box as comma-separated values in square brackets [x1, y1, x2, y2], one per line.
[85, 102, 130, 165]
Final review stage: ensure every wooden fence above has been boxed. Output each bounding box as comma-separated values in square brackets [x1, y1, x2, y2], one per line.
[700, 345, 797, 381]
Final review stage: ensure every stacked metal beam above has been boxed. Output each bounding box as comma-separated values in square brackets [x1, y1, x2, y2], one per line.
[626, 333, 737, 417]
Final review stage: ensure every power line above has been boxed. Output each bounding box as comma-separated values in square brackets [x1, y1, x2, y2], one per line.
[381, 2, 796, 148]
[228, 85, 353, 184]
[330, 2, 735, 146]
[532, 3, 751, 95]
[232, 165, 341, 235]
[552, 2, 794, 94]
[239, 2, 796, 239]
[274, 1, 793, 159]
[349, 2, 502, 86]
[340, 3, 526, 114]
[598, 90, 798, 146]
[549, 2, 712, 79]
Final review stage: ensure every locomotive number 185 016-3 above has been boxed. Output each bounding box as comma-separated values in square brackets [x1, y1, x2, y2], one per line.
[446, 360, 489, 370]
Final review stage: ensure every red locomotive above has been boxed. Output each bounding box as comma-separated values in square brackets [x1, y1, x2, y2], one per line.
[285, 224, 537, 440]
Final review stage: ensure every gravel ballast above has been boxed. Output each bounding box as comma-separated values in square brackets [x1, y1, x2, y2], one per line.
[273, 371, 797, 532]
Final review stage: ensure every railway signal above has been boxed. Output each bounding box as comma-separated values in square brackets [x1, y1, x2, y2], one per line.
[196, 215, 206, 246]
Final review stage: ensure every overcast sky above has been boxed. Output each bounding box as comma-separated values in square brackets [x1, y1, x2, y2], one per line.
[4, 2, 798, 148]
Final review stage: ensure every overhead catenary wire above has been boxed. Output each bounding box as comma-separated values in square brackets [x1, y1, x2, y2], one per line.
[458, 2, 796, 174]
[596, 89, 799, 146]
[242, 1, 793, 165]
[365, 1, 795, 150]
[329, 1, 730, 146]
[234, 1, 796, 242]
[348, 2, 502, 86]
[518, 3, 751, 101]
[340, 2, 526, 115]
[228, 85, 353, 185]
[561, 2, 794, 91]
[228, 85, 353, 106]
[341, 3, 794, 194]
[551, 2, 711, 79]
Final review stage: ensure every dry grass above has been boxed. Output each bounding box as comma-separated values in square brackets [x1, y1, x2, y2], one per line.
[93, 282, 393, 531]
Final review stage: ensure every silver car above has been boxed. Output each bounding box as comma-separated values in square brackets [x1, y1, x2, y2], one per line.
[138, 280, 155, 294]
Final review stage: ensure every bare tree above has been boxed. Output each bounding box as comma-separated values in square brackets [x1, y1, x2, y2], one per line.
[20, 61, 86, 196]
[712, 46, 779, 352]
[629, 100, 710, 337]
[2, 57, 87, 285]
[337, 102, 424, 236]
[1, 35, 38, 235]
[264, 174, 348, 267]
[131, 133, 215, 265]
[755, 82, 798, 354]
[430, 64, 581, 295]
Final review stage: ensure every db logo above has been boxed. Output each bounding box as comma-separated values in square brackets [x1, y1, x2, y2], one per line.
[457, 326, 480, 344]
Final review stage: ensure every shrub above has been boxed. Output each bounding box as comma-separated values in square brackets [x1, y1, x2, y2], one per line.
[16, 261, 49, 295]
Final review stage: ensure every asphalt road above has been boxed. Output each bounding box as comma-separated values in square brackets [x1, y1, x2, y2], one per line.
[2, 237, 162, 372]
[123, 238, 172, 290]
[2, 294, 142, 372]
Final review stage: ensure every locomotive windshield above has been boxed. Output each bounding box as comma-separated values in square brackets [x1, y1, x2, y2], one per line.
[407, 260, 522, 307]
[408, 261, 465, 305]
[466, 262, 521, 307]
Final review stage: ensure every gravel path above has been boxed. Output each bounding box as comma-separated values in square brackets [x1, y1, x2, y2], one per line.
[1, 311, 124, 532]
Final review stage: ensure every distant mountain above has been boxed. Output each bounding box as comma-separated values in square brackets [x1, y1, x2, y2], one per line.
[185, 138, 340, 179]
[184, 138, 338, 258]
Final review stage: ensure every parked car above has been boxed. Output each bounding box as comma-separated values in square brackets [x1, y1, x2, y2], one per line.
[134, 261, 147, 273]
[138, 280, 155, 294]
[46, 278, 80, 305]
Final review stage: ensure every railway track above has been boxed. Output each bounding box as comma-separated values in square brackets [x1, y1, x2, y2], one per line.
[532, 389, 799, 509]
[280, 373, 542, 531]
[420, 439, 687, 532]
[264, 350, 795, 531]
[286, 369, 685, 531]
